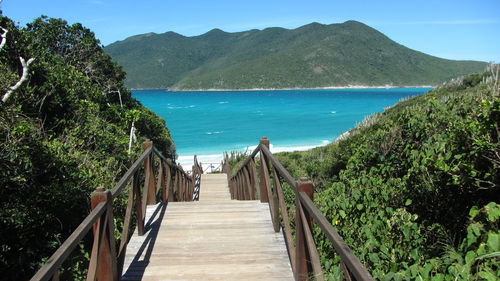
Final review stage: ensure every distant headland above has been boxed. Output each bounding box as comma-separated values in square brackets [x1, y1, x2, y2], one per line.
[105, 20, 485, 90]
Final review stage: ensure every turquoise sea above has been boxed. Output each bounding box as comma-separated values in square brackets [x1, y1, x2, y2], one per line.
[132, 88, 431, 162]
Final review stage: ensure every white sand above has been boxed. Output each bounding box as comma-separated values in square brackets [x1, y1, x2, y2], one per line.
[177, 140, 333, 172]
[172, 85, 435, 92]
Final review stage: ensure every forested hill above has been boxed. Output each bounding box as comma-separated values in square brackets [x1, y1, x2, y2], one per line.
[105, 20, 486, 90]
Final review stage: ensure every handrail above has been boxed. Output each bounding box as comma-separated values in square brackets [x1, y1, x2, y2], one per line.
[31, 140, 197, 281]
[299, 193, 373, 280]
[224, 137, 374, 281]
[110, 146, 152, 198]
[152, 146, 175, 167]
[230, 144, 261, 180]
[260, 144, 298, 190]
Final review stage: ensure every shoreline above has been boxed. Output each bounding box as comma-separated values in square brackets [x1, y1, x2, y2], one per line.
[131, 85, 435, 91]
[176, 139, 334, 172]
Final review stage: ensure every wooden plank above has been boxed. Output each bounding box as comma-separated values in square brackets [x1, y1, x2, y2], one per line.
[121, 174, 293, 281]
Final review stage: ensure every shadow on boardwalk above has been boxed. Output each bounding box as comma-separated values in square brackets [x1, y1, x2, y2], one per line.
[121, 202, 167, 280]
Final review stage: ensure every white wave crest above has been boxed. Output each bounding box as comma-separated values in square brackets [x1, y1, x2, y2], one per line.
[206, 131, 223, 135]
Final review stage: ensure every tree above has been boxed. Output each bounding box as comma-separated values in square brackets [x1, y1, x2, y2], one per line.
[0, 15, 173, 279]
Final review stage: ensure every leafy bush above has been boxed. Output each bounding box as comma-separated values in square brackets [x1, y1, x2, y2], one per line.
[0, 16, 173, 280]
[275, 70, 499, 280]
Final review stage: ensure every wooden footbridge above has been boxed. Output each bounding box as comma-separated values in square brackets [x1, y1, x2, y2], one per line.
[31, 137, 374, 281]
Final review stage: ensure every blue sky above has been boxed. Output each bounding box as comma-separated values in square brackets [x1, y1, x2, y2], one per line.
[2, 0, 500, 62]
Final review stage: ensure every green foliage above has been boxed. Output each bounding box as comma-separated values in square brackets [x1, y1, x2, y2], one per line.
[224, 150, 251, 174]
[275, 71, 499, 279]
[0, 15, 173, 280]
[105, 21, 486, 89]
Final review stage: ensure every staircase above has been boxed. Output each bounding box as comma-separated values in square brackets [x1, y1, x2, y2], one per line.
[121, 173, 294, 280]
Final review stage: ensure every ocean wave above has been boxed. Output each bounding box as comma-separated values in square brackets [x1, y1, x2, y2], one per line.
[331, 111, 337, 114]
[206, 131, 223, 135]
[218, 101, 229, 104]
[167, 105, 196, 109]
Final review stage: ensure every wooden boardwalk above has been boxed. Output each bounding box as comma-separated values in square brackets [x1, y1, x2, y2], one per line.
[121, 173, 294, 280]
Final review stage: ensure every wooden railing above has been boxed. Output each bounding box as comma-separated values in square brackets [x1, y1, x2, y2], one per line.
[223, 137, 374, 281]
[192, 155, 203, 200]
[31, 140, 198, 281]
[202, 162, 223, 173]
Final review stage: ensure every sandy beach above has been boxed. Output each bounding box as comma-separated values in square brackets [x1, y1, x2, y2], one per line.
[137, 85, 435, 92]
[177, 140, 333, 172]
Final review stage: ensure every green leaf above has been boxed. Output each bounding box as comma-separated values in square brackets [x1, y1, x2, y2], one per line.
[410, 248, 419, 260]
[469, 206, 479, 217]
[339, 210, 346, 218]
[478, 271, 497, 281]
[485, 202, 499, 222]
[369, 253, 379, 263]
[405, 199, 412, 206]
[356, 203, 364, 210]
[465, 251, 476, 264]
[486, 232, 499, 251]
[432, 273, 444, 281]
[383, 272, 394, 281]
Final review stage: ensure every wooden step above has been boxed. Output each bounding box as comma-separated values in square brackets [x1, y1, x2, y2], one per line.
[122, 173, 293, 280]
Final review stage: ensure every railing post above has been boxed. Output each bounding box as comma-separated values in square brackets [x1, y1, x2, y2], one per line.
[259, 136, 270, 203]
[160, 161, 167, 203]
[235, 173, 240, 199]
[133, 173, 145, 236]
[173, 169, 179, 201]
[250, 159, 260, 199]
[167, 165, 174, 202]
[142, 140, 156, 205]
[244, 166, 254, 200]
[89, 187, 118, 281]
[296, 178, 314, 281]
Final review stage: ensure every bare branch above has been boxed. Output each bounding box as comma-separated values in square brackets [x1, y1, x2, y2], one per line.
[0, 27, 7, 51]
[128, 121, 137, 154]
[2, 57, 35, 103]
[108, 89, 123, 108]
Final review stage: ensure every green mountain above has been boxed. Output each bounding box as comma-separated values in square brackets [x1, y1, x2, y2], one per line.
[104, 21, 487, 89]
